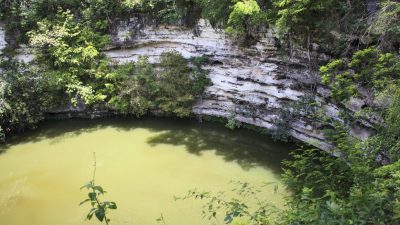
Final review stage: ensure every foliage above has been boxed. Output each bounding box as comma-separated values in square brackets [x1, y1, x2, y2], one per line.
[28, 9, 111, 105]
[190, 56, 212, 96]
[80, 153, 117, 224]
[80, 181, 117, 224]
[0, 128, 4, 142]
[108, 57, 157, 117]
[156, 51, 195, 117]
[0, 59, 58, 141]
[271, 27, 400, 223]
[0, 0, 81, 43]
[0, 0, 132, 42]
[274, 0, 345, 53]
[368, 1, 400, 52]
[320, 48, 400, 103]
[0, 7, 211, 139]
[225, 116, 242, 130]
[320, 59, 358, 102]
[1, 0, 395, 54]
[177, 181, 279, 225]
[190, 0, 270, 45]
[278, 78, 400, 224]
[109, 52, 211, 118]
[80, 0, 129, 31]
[192, 0, 232, 27]
[365, 87, 400, 162]
[224, 0, 262, 44]
[281, 145, 400, 224]
[146, 0, 182, 23]
[282, 147, 353, 198]
[122, 0, 189, 25]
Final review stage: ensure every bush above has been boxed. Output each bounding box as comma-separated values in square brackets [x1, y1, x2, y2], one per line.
[108, 57, 157, 117]
[28, 9, 111, 105]
[156, 51, 194, 117]
[320, 48, 400, 103]
[110, 52, 211, 118]
[0, 59, 59, 138]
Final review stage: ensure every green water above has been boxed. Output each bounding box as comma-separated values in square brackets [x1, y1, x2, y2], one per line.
[0, 118, 292, 225]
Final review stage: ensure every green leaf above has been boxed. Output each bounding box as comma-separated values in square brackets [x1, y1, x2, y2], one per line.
[80, 182, 93, 190]
[108, 202, 117, 209]
[79, 199, 91, 206]
[224, 214, 233, 223]
[93, 185, 105, 194]
[95, 208, 105, 222]
[87, 208, 96, 220]
[88, 192, 97, 201]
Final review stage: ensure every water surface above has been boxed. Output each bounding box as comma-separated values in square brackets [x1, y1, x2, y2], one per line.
[0, 118, 292, 225]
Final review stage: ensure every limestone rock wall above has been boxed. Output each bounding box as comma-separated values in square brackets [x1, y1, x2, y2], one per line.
[0, 22, 6, 54]
[106, 19, 344, 150]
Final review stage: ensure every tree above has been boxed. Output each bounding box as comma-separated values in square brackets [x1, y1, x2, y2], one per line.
[193, 0, 232, 27]
[109, 53, 211, 118]
[225, 0, 262, 44]
[0, 60, 58, 139]
[156, 51, 194, 118]
[28, 9, 111, 105]
[368, 1, 400, 52]
[275, 0, 345, 57]
[109, 57, 158, 116]
[320, 47, 400, 103]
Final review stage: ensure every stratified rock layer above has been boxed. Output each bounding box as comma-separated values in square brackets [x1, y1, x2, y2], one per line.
[106, 19, 339, 150]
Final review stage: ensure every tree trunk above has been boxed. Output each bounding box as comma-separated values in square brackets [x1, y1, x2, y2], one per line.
[288, 31, 293, 59]
[306, 28, 312, 68]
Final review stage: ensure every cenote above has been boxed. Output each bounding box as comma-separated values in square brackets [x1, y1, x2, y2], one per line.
[0, 118, 293, 225]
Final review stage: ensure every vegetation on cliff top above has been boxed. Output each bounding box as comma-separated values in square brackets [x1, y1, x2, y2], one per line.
[2, 0, 398, 52]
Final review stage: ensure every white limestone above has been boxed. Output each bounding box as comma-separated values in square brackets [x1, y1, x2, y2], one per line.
[0, 22, 6, 54]
[15, 46, 34, 63]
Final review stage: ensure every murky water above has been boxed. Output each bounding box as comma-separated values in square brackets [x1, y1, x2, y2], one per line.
[0, 118, 292, 225]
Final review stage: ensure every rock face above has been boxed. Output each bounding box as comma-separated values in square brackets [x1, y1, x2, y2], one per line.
[106, 19, 344, 150]
[0, 22, 6, 54]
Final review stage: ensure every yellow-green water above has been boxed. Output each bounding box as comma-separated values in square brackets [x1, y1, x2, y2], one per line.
[0, 118, 292, 225]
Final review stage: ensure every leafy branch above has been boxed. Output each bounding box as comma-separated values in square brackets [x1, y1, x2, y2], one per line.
[80, 152, 117, 224]
[176, 181, 279, 225]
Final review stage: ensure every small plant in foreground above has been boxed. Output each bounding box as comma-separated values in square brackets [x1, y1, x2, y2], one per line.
[176, 181, 279, 225]
[156, 213, 167, 225]
[80, 153, 117, 224]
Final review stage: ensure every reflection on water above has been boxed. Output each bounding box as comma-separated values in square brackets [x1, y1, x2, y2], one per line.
[0, 118, 293, 225]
